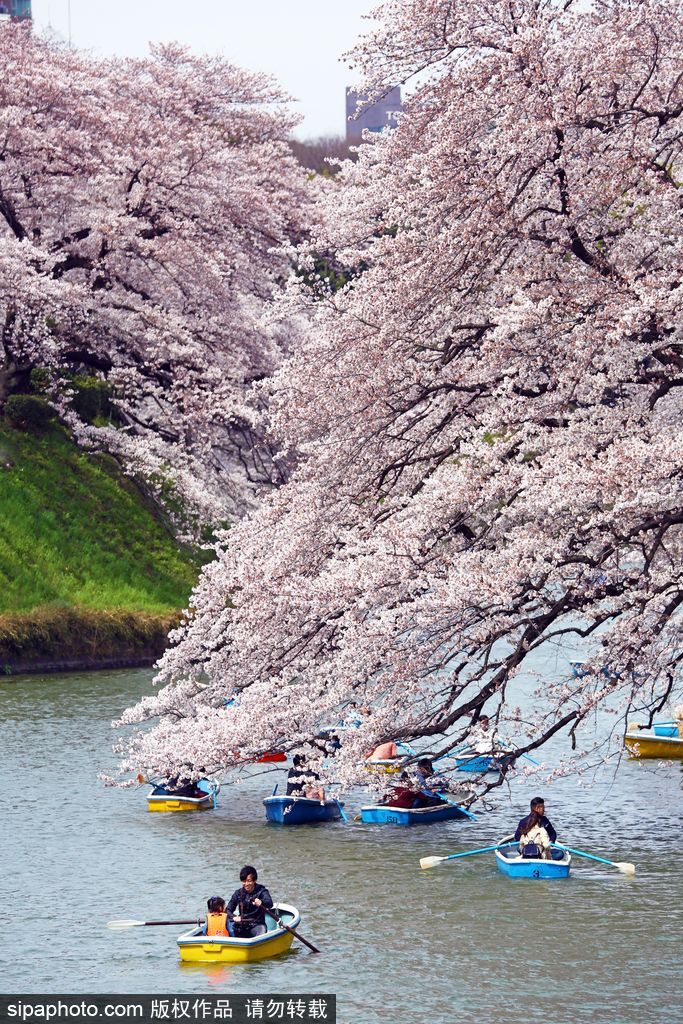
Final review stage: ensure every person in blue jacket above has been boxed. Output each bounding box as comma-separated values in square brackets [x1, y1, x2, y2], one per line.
[514, 797, 557, 843]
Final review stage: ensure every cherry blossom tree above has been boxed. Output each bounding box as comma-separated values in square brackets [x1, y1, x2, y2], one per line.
[115, 0, 683, 795]
[0, 24, 309, 523]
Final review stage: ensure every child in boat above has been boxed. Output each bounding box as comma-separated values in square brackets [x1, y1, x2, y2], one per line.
[205, 896, 230, 937]
[227, 866, 274, 938]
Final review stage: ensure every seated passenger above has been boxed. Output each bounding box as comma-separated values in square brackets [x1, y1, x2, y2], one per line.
[468, 714, 496, 754]
[165, 775, 205, 798]
[205, 896, 230, 937]
[368, 740, 400, 760]
[286, 754, 325, 800]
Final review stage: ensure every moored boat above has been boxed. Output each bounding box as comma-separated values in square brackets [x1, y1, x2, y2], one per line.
[360, 802, 471, 825]
[177, 904, 300, 963]
[495, 836, 571, 879]
[263, 795, 343, 825]
[147, 779, 219, 813]
[624, 723, 683, 759]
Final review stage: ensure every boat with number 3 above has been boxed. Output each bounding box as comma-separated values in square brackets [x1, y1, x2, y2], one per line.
[495, 835, 571, 878]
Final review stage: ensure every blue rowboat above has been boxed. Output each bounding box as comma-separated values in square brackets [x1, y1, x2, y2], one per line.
[653, 722, 679, 737]
[453, 753, 502, 773]
[495, 835, 571, 879]
[360, 802, 470, 826]
[263, 795, 343, 825]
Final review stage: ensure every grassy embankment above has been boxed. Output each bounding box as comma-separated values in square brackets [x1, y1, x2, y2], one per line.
[0, 422, 203, 673]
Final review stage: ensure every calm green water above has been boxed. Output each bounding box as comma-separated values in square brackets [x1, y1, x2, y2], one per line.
[1, 668, 681, 1024]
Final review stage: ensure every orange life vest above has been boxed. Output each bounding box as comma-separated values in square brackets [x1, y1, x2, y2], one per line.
[206, 912, 229, 937]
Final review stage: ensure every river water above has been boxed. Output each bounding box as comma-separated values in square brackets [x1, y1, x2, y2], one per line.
[1, 667, 681, 1024]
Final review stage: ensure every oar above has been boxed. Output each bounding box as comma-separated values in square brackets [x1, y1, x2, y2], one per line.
[551, 844, 635, 876]
[272, 783, 279, 796]
[420, 841, 518, 870]
[397, 740, 417, 756]
[497, 741, 541, 766]
[107, 918, 202, 929]
[421, 789, 477, 821]
[269, 906, 320, 954]
[333, 797, 348, 823]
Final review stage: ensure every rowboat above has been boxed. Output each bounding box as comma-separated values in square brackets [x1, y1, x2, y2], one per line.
[147, 779, 219, 813]
[364, 757, 406, 774]
[624, 723, 683, 759]
[453, 752, 502, 773]
[177, 904, 300, 963]
[653, 722, 679, 737]
[263, 795, 343, 824]
[360, 802, 470, 825]
[495, 836, 571, 879]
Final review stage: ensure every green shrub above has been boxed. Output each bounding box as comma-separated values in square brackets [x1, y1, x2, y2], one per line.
[4, 394, 55, 430]
[70, 375, 115, 423]
[29, 367, 53, 394]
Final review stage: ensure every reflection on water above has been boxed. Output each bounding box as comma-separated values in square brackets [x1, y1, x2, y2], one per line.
[0, 667, 682, 1024]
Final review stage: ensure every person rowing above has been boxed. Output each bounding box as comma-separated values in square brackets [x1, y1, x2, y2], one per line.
[227, 866, 274, 938]
[515, 797, 558, 859]
[383, 759, 448, 809]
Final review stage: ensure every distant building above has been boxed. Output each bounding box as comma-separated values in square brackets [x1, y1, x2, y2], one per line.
[0, 0, 32, 19]
[345, 87, 402, 144]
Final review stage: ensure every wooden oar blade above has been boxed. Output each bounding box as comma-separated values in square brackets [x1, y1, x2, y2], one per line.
[107, 919, 146, 929]
[615, 861, 636, 876]
[420, 856, 446, 870]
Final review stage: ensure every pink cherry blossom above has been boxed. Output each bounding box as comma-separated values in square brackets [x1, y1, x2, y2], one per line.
[114, 0, 682, 796]
[0, 24, 310, 528]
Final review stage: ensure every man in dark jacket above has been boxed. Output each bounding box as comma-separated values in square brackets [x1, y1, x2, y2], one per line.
[514, 797, 558, 843]
[227, 866, 274, 938]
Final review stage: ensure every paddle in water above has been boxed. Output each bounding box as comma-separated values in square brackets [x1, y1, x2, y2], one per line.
[269, 906, 320, 954]
[551, 843, 636, 875]
[107, 918, 202, 929]
[420, 842, 518, 870]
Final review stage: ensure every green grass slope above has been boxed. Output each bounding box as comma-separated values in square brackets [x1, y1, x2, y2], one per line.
[0, 420, 207, 672]
[0, 423, 200, 615]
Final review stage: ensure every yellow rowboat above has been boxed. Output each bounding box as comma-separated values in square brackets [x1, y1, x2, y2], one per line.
[364, 757, 406, 775]
[625, 724, 683, 759]
[147, 779, 220, 813]
[177, 904, 300, 963]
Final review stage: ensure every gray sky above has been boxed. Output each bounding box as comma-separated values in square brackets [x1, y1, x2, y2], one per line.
[33, 0, 377, 139]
